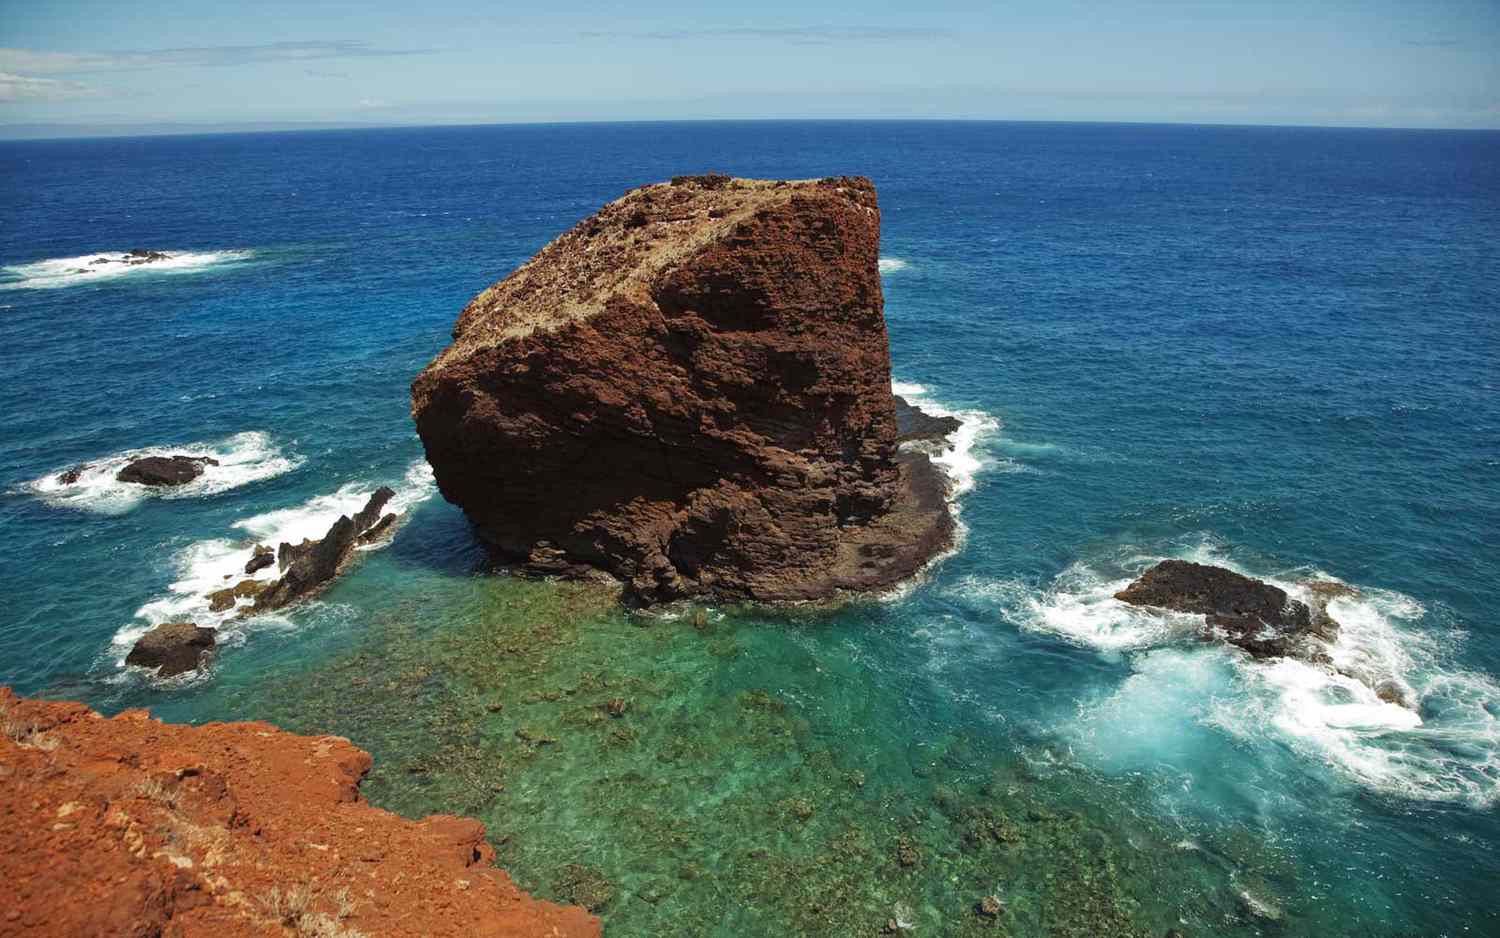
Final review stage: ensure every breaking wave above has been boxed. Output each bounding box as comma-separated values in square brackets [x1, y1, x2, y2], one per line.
[892, 380, 1002, 498]
[112, 460, 437, 670]
[0, 249, 253, 290]
[961, 540, 1500, 808]
[23, 432, 301, 514]
[878, 257, 909, 274]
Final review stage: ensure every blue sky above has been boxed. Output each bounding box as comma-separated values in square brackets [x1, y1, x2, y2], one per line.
[1, 0, 1497, 130]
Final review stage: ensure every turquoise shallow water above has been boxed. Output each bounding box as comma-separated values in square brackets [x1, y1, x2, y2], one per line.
[2, 121, 1498, 935]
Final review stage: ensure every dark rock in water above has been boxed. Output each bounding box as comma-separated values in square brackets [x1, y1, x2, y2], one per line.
[125, 621, 215, 677]
[1115, 560, 1326, 660]
[115, 454, 219, 487]
[278, 538, 316, 571]
[412, 175, 955, 604]
[894, 395, 962, 446]
[122, 249, 171, 265]
[356, 513, 397, 545]
[352, 486, 396, 532]
[208, 579, 267, 612]
[57, 464, 89, 485]
[255, 488, 398, 612]
[244, 544, 275, 575]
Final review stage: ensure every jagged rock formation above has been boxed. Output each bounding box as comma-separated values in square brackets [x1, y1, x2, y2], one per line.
[412, 175, 954, 603]
[115, 455, 219, 486]
[253, 486, 396, 612]
[0, 688, 599, 937]
[1115, 560, 1338, 660]
[894, 395, 962, 447]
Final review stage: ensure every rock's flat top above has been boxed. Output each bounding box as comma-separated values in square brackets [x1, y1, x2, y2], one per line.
[431, 175, 870, 357]
[0, 687, 600, 937]
[413, 174, 954, 603]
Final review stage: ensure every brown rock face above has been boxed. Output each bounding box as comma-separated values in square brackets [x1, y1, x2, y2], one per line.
[0, 687, 599, 937]
[124, 621, 215, 676]
[412, 175, 953, 603]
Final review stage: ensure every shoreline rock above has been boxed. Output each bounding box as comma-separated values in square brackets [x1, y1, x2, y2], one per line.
[0, 687, 600, 937]
[412, 175, 956, 604]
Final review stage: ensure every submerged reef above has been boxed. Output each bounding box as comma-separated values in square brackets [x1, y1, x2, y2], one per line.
[206, 575, 1306, 938]
[0, 687, 599, 937]
[412, 175, 953, 604]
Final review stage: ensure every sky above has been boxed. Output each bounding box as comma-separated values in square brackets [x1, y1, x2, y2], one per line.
[1, 0, 1497, 134]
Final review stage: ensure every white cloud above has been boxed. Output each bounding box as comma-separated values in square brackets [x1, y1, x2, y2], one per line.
[0, 71, 100, 102]
[0, 41, 429, 75]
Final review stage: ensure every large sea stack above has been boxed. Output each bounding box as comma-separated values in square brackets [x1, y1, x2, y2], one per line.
[413, 175, 953, 603]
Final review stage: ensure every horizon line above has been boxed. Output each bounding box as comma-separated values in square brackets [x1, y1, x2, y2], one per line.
[3, 115, 1499, 143]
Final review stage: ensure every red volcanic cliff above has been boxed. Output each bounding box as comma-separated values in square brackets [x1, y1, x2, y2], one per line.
[412, 175, 953, 603]
[0, 688, 599, 938]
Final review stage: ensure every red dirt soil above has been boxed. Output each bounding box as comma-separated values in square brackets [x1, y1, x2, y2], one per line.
[0, 688, 599, 938]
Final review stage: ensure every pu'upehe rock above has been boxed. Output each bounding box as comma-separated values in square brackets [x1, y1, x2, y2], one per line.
[116, 454, 219, 486]
[0, 687, 600, 937]
[254, 487, 396, 611]
[412, 175, 955, 603]
[1115, 560, 1332, 659]
[124, 620, 215, 676]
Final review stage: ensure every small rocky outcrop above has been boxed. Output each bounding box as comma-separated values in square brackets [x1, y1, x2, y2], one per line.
[207, 578, 267, 612]
[124, 621, 215, 676]
[412, 175, 956, 604]
[0, 687, 600, 937]
[1115, 560, 1335, 660]
[244, 543, 274, 575]
[89, 248, 171, 267]
[115, 454, 218, 486]
[253, 487, 396, 612]
[895, 395, 962, 446]
[56, 464, 89, 485]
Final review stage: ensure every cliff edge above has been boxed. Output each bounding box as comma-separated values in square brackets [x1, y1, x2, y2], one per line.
[0, 688, 599, 937]
[412, 175, 953, 603]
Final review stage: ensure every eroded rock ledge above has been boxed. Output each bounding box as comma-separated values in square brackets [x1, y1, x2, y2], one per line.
[0, 688, 599, 937]
[412, 175, 954, 603]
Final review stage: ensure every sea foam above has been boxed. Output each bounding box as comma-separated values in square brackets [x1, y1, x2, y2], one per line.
[1000, 540, 1500, 807]
[892, 380, 1002, 498]
[24, 431, 301, 514]
[0, 249, 252, 290]
[113, 460, 437, 668]
[878, 257, 909, 273]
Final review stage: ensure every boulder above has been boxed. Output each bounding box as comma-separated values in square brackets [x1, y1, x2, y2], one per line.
[244, 544, 275, 575]
[115, 454, 219, 487]
[412, 175, 955, 604]
[125, 621, 215, 676]
[57, 464, 89, 485]
[207, 579, 267, 612]
[1114, 560, 1324, 660]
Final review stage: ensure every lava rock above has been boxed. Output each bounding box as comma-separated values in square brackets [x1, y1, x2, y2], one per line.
[244, 544, 275, 575]
[125, 621, 215, 676]
[57, 464, 89, 485]
[894, 395, 961, 446]
[115, 455, 219, 487]
[412, 175, 955, 604]
[255, 488, 398, 612]
[1115, 560, 1323, 659]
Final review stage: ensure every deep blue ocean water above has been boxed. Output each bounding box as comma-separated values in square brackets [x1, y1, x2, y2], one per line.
[2, 121, 1498, 935]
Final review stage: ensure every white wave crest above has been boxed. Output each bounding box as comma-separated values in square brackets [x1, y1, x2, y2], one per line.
[892, 380, 1002, 498]
[1010, 542, 1500, 807]
[24, 432, 301, 515]
[878, 257, 908, 273]
[1, 249, 253, 290]
[114, 459, 438, 666]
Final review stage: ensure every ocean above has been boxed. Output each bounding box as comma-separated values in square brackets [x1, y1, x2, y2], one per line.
[1, 120, 1496, 936]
